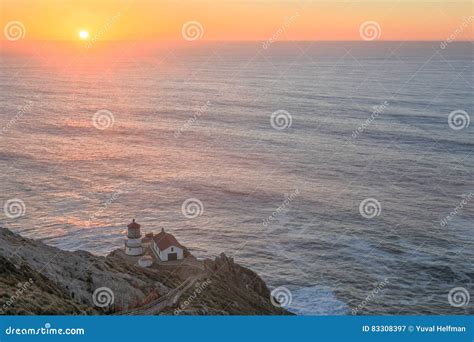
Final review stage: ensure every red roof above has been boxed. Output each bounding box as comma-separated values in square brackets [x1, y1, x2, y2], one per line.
[128, 219, 140, 229]
[153, 229, 184, 251]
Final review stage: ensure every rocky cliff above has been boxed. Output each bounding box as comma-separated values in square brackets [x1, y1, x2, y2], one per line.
[0, 228, 291, 315]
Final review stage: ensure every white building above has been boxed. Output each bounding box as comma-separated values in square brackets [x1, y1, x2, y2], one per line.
[152, 228, 184, 261]
[138, 255, 154, 268]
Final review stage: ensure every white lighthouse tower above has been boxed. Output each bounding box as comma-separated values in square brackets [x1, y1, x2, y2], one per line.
[125, 219, 144, 256]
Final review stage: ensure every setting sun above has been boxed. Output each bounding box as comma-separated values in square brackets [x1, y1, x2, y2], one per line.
[78, 30, 89, 40]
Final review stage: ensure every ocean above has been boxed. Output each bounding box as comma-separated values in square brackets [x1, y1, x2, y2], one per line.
[0, 41, 472, 315]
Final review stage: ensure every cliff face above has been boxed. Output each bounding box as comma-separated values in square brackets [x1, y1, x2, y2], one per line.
[0, 228, 291, 315]
[167, 254, 284, 315]
[0, 255, 96, 315]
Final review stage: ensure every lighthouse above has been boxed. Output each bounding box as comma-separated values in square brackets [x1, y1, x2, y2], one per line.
[125, 219, 144, 256]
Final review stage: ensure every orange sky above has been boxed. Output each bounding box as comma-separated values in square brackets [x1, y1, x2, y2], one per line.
[1, 0, 472, 41]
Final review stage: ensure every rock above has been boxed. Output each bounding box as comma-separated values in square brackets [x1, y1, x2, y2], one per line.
[0, 227, 292, 315]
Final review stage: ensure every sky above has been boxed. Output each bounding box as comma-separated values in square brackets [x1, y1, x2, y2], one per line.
[0, 0, 472, 41]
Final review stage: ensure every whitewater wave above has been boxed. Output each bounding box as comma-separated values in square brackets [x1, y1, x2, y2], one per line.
[287, 285, 349, 315]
